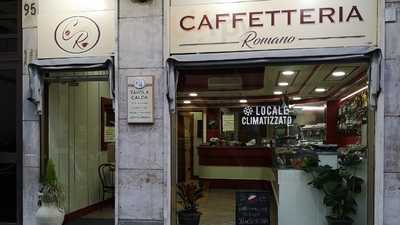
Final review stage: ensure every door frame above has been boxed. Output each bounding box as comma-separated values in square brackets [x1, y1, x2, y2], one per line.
[169, 54, 381, 225]
[41, 70, 113, 216]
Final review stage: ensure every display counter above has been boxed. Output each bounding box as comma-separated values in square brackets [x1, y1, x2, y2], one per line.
[198, 145, 273, 167]
[197, 145, 275, 186]
[278, 163, 367, 225]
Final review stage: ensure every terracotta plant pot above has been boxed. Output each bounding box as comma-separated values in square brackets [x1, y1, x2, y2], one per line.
[326, 216, 354, 225]
[178, 211, 201, 225]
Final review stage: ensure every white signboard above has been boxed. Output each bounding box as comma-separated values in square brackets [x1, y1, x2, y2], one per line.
[170, 0, 378, 54]
[127, 76, 154, 124]
[38, 0, 115, 58]
[222, 114, 235, 132]
[22, 0, 38, 28]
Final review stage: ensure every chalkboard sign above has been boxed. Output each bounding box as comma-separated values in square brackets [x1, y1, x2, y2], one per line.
[236, 191, 271, 225]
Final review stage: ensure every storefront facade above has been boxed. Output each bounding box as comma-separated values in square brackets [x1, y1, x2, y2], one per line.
[20, 1, 399, 225]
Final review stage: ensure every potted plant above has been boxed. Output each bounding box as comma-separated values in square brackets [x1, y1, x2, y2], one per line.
[36, 159, 65, 225]
[177, 182, 204, 225]
[302, 146, 366, 225]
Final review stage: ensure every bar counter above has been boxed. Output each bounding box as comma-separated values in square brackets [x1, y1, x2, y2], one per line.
[198, 145, 273, 167]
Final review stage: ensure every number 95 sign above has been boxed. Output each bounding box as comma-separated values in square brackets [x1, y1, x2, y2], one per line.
[22, 0, 38, 28]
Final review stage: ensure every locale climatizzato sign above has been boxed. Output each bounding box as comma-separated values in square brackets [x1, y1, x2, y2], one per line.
[241, 105, 293, 126]
[170, 0, 378, 54]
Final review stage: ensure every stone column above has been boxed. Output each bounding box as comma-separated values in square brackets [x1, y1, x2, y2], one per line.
[384, 2, 400, 225]
[22, 25, 40, 225]
[117, 1, 168, 225]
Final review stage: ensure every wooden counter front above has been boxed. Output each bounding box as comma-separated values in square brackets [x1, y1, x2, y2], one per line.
[198, 145, 273, 167]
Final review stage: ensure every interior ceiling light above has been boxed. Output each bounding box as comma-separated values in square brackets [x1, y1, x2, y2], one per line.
[332, 71, 346, 77]
[183, 100, 191, 104]
[239, 99, 248, 103]
[340, 86, 368, 102]
[274, 91, 283, 95]
[189, 92, 198, 97]
[315, 88, 327, 93]
[293, 105, 327, 111]
[282, 70, 295, 76]
[292, 97, 302, 100]
[278, 82, 289, 87]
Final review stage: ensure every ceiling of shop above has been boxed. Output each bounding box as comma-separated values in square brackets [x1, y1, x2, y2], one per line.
[177, 62, 369, 105]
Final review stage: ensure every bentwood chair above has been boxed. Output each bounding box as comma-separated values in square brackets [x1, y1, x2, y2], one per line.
[98, 163, 115, 201]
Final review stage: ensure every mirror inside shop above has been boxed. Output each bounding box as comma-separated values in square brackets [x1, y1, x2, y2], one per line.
[175, 62, 372, 225]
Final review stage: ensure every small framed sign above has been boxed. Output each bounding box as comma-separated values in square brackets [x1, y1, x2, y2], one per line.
[127, 76, 154, 124]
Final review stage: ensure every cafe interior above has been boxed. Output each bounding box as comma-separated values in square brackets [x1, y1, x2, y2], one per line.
[176, 61, 371, 225]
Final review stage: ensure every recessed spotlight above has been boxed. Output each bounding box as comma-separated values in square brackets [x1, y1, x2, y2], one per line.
[315, 88, 327, 93]
[183, 100, 191, 104]
[239, 99, 248, 103]
[278, 82, 289, 87]
[292, 97, 302, 100]
[274, 91, 283, 95]
[282, 71, 295, 76]
[332, 71, 346, 77]
[189, 92, 198, 97]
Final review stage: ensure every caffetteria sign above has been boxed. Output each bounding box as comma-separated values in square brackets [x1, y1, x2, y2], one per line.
[170, 0, 378, 54]
[241, 105, 293, 126]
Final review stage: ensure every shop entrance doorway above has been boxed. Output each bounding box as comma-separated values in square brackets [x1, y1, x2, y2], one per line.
[42, 70, 115, 225]
[174, 61, 374, 225]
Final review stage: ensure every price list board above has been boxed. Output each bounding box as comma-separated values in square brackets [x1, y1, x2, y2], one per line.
[236, 191, 271, 225]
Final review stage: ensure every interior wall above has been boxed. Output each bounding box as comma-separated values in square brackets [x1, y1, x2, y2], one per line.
[294, 109, 325, 126]
[192, 112, 203, 176]
[48, 81, 111, 213]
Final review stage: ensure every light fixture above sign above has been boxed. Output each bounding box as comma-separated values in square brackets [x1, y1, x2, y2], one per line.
[239, 99, 248, 103]
[278, 82, 289, 87]
[315, 88, 327, 93]
[282, 71, 295, 76]
[332, 71, 347, 77]
[274, 91, 283, 95]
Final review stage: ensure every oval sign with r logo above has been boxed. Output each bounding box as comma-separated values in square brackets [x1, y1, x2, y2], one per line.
[54, 16, 101, 54]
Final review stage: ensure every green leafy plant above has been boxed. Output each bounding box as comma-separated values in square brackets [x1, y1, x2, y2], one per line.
[40, 160, 64, 208]
[177, 182, 203, 213]
[302, 147, 366, 222]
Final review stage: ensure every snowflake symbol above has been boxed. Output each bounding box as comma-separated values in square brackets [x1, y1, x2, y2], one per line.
[243, 106, 253, 116]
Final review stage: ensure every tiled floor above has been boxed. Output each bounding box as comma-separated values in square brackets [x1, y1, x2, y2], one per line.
[198, 189, 236, 225]
[82, 205, 114, 219]
[64, 205, 114, 225]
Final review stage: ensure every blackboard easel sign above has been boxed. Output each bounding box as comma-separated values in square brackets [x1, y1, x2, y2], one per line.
[236, 191, 271, 225]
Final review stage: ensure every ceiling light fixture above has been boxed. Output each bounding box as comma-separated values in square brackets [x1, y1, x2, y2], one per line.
[292, 97, 302, 100]
[189, 92, 198, 97]
[183, 100, 191, 104]
[274, 91, 283, 95]
[315, 88, 327, 93]
[340, 86, 368, 102]
[239, 99, 248, 103]
[293, 105, 327, 111]
[282, 70, 295, 76]
[278, 82, 289, 87]
[332, 71, 346, 77]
